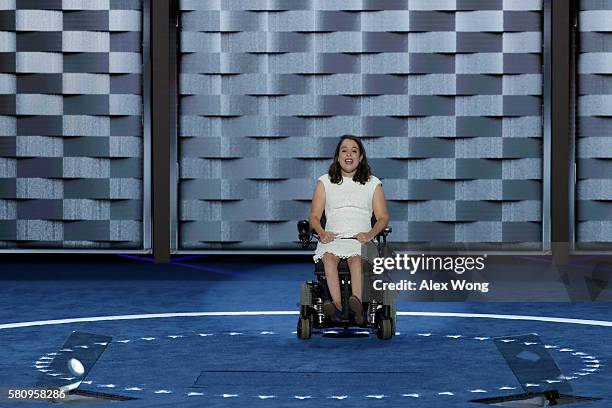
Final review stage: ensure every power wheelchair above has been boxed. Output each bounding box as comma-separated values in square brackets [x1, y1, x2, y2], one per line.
[296, 215, 396, 340]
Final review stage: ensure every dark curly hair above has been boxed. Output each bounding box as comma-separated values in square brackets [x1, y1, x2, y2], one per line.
[328, 135, 372, 185]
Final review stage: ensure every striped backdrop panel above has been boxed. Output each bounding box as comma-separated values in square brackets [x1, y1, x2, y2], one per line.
[0, 0, 144, 249]
[576, 0, 612, 248]
[178, 0, 544, 250]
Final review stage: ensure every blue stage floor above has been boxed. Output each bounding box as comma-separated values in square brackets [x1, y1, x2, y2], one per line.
[0, 258, 610, 407]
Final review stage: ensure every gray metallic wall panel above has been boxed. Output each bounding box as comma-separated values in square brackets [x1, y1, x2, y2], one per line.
[0, 0, 144, 249]
[178, 0, 544, 250]
[576, 2, 612, 248]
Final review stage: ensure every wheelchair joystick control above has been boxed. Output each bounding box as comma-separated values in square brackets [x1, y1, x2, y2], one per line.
[297, 220, 313, 248]
[298, 220, 309, 235]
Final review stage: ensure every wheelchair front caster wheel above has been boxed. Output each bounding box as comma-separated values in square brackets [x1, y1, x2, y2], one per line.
[297, 317, 312, 340]
[376, 317, 393, 340]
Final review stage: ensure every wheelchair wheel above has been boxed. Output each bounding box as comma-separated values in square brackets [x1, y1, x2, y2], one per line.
[376, 317, 393, 340]
[297, 316, 312, 340]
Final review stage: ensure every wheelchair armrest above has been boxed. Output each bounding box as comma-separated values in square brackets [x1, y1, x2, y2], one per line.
[299, 219, 390, 247]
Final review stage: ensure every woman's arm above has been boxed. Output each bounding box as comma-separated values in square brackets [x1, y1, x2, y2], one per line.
[355, 185, 389, 243]
[309, 181, 335, 243]
[309, 181, 325, 236]
[362, 184, 389, 241]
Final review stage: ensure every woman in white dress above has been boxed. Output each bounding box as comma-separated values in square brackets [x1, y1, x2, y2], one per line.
[309, 135, 389, 324]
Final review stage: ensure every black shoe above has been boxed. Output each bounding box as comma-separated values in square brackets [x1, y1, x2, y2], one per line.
[348, 296, 365, 325]
[323, 301, 342, 321]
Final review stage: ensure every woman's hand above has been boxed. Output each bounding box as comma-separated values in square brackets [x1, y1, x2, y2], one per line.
[319, 231, 336, 244]
[354, 232, 373, 243]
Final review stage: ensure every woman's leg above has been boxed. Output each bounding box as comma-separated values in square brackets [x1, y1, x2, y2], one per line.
[322, 252, 341, 310]
[347, 255, 362, 301]
[347, 255, 365, 324]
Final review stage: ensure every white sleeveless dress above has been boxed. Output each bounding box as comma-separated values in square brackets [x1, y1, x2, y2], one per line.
[313, 174, 382, 263]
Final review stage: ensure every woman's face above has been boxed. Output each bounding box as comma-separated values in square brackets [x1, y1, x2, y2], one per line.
[337, 139, 362, 175]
